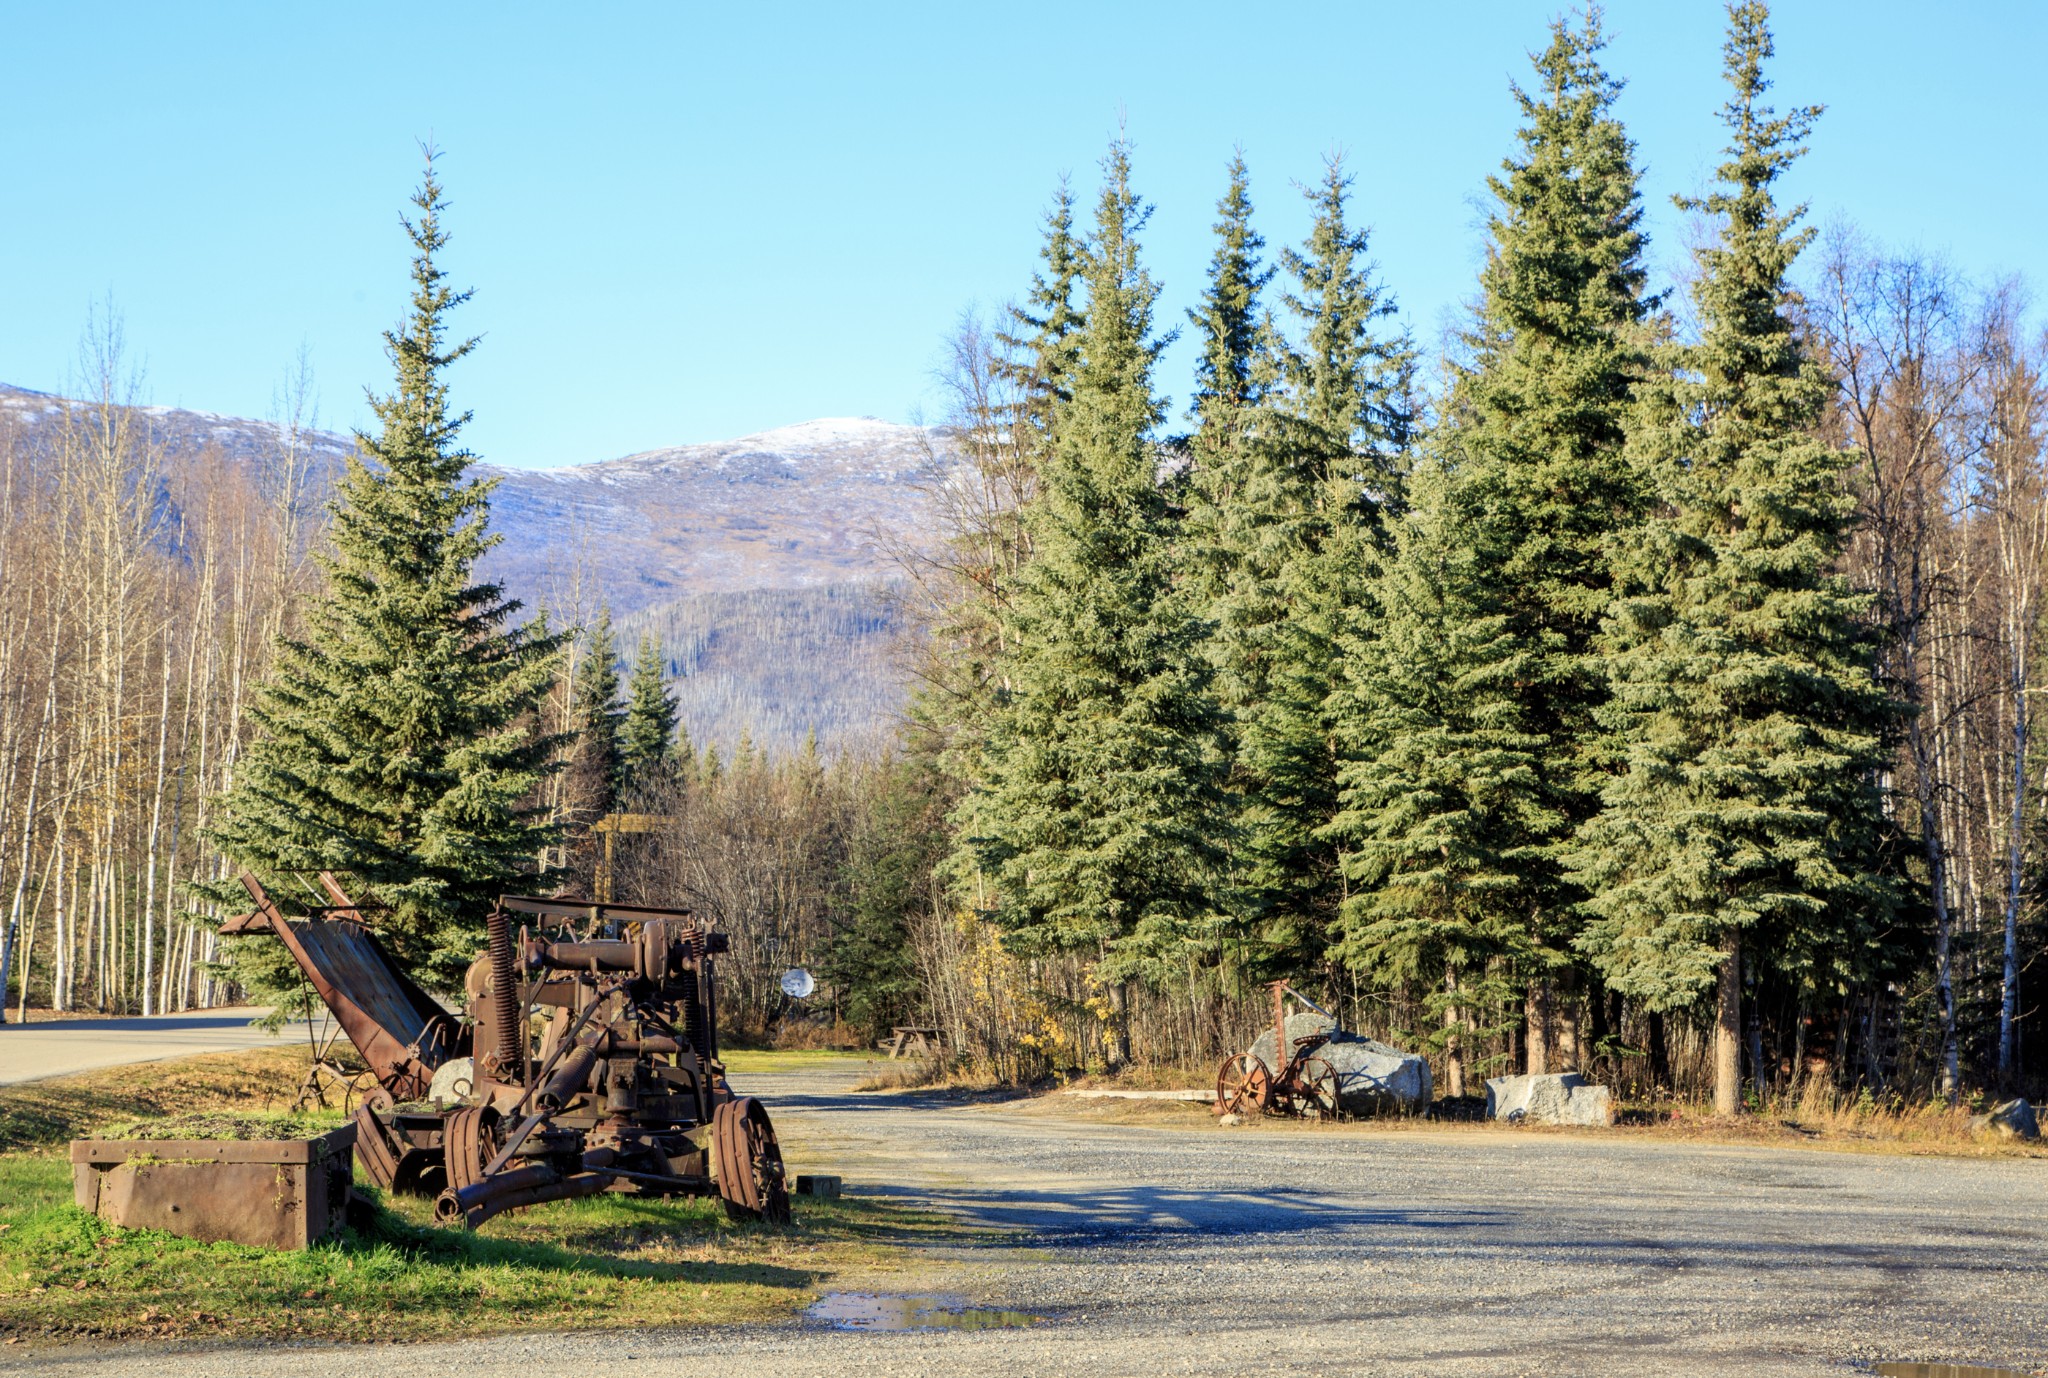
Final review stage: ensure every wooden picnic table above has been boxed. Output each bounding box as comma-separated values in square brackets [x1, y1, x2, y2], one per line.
[876, 1026, 950, 1060]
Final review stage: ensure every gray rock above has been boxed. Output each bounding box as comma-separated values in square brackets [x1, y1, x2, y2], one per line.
[1968, 1098, 2041, 1141]
[1485, 1072, 1615, 1127]
[1246, 1012, 1431, 1116]
[426, 1055, 477, 1109]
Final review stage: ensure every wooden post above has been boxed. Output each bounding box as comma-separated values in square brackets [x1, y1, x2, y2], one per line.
[591, 813, 669, 907]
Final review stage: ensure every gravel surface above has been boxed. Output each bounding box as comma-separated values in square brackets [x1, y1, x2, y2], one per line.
[9, 1062, 2045, 1377]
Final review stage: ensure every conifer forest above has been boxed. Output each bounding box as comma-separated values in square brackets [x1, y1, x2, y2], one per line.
[3, 4, 2045, 1120]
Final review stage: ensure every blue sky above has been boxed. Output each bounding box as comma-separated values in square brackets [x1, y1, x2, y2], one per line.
[1, 2, 2039, 469]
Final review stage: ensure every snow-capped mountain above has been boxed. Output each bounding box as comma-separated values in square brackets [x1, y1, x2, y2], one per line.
[0, 384, 949, 618]
[0, 384, 954, 748]
[479, 416, 950, 616]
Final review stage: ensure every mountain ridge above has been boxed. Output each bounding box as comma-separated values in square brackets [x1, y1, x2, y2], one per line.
[0, 382, 945, 749]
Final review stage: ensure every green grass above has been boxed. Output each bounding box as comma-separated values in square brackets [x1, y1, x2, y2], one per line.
[0, 1154, 948, 1342]
[0, 1045, 952, 1343]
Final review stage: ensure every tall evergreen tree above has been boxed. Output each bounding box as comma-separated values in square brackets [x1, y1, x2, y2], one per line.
[1186, 155, 1413, 976]
[922, 181, 1086, 799]
[827, 751, 950, 1041]
[1182, 152, 1283, 615]
[1570, 1, 1897, 1114]
[619, 635, 681, 785]
[1324, 455, 1552, 1094]
[565, 608, 624, 825]
[1429, 9, 1655, 1068]
[1276, 156, 1413, 516]
[1186, 152, 1274, 443]
[959, 140, 1229, 1044]
[1244, 159, 1415, 971]
[207, 149, 563, 988]
[995, 179, 1087, 459]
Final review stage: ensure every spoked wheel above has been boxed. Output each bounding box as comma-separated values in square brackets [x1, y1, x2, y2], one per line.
[1215, 1053, 1273, 1117]
[1298, 1055, 1341, 1121]
[712, 1097, 791, 1225]
[443, 1104, 502, 1195]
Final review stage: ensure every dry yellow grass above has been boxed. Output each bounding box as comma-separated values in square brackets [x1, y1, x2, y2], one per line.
[1007, 1082, 2047, 1159]
[0, 1045, 317, 1153]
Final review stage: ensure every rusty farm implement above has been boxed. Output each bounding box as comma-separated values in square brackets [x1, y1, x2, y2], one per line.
[223, 874, 792, 1228]
[1214, 979, 1343, 1120]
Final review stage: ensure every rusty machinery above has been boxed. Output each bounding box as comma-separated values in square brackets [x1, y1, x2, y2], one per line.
[224, 875, 792, 1228]
[1214, 979, 1341, 1120]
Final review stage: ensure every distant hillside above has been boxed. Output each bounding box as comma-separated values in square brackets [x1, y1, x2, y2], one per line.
[479, 417, 952, 618]
[616, 582, 914, 755]
[0, 383, 949, 752]
[0, 381, 356, 485]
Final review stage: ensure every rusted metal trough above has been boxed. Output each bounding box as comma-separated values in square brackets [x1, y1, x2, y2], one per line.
[71, 1124, 356, 1250]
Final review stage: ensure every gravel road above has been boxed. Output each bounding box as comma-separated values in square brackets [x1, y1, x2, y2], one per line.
[0, 1009, 296, 1086]
[10, 1061, 2045, 1377]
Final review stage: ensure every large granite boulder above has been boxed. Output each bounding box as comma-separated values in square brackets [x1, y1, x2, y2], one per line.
[1485, 1072, 1615, 1127]
[1246, 1012, 1431, 1116]
[1969, 1098, 2041, 1141]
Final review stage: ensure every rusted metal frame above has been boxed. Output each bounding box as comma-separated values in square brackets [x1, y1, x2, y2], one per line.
[497, 895, 695, 925]
[70, 1136, 342, 1166]
[352, 1102, 401, 1188]
[444, 1169, 613, 1229]
[230, 874, 447, 1100]
[1250, 979, 1341, 1117]
[477, 994, 617, 1179]
[589, 1163, 695, 1189]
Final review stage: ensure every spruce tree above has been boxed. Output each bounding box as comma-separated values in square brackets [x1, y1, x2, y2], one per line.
[827, 752, 949, 1041]
[1324, 455, 1551, 1093]
[565, 608, 624, 825]
[619, 635, 680, 785]
[959, 140, 1229, 1026]
[1433, 10, 1655, 1067]
[1570, 1, 1896, 1115]
[1186, 152, 1273, 443]
[1186, 155, 1410, 975]
[1276, 157, 1413, 516]
[1248, 159, 1414, 970]
[1180, 154, 1283, 958]
[207, 149, 563, 989]
[995, 180, 1087, 459]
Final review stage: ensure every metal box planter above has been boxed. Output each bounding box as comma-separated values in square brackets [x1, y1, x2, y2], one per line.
[70, 1122, 356, 1250]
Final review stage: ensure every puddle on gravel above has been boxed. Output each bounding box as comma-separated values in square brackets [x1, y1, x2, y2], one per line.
[1876, 1364, 2032, 1377]
[807, 1292, 1044, 1332]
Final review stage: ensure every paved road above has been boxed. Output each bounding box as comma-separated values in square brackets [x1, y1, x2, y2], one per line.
[0, 1009, 295, 1086]
[10, 1062, 2047, 1377]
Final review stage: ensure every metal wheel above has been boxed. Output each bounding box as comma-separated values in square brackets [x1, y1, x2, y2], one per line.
[1215, 1053, 1273, 1117]
[713, 1097, 791, 1225]
[1299, 1055, 1341, 1121]
[352, 1102, 400, 1190]
[443, 1105, 501, 1195]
